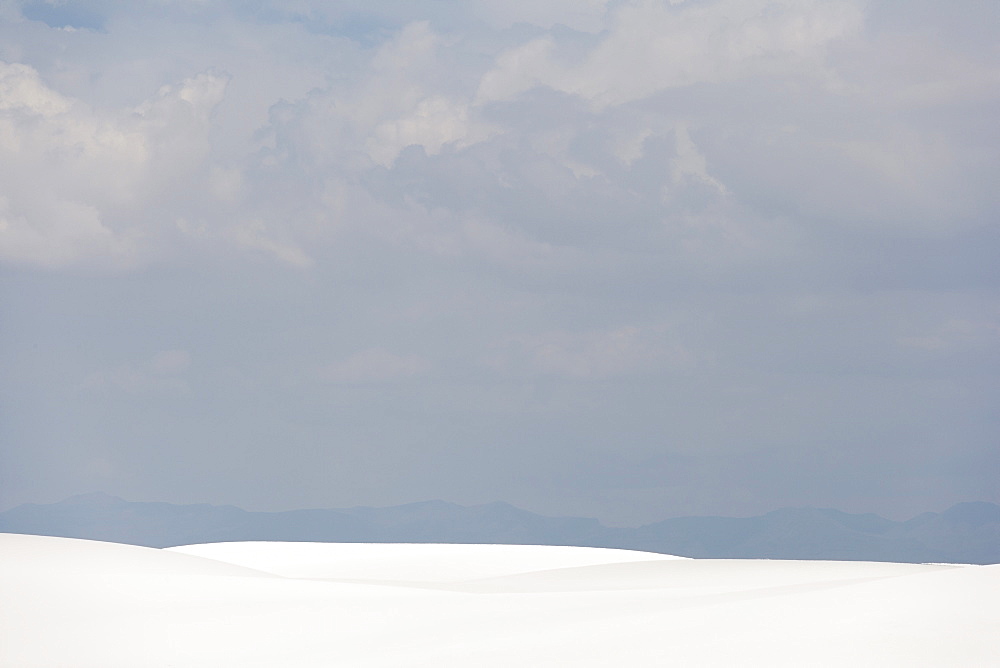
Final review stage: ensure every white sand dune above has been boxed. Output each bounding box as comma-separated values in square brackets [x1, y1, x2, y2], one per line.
[2, 533, 997, 667]
[169, 541, 687, 583]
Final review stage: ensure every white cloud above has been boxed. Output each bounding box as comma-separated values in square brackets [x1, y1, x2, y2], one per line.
[0, 62, 230, 268]
[208, 166, 243, 205]
[322, 348, 431, 384]
[484, 325, 695, 380]
[898, 319, 1000, 353]
[0, 61, 71, 115]
[149, 349, 192, 375]
[474, 0, 610, 32]
[368, 95, 498, 167]
[230, 219, 314, 268]
[0, 195, 135, 269]
[475, 37, 559, 106]
[260, 22, 497, 169]
[6, 0, 991, 272]
[476, 0, 864, 108]
[670, 124, 727, 194]
[80, 350, 193, 395]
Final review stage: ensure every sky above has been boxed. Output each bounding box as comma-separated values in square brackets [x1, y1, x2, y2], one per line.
[0, 0, 997, 526]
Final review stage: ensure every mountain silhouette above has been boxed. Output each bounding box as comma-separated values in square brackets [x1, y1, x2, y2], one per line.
[2, 493, 997, 564]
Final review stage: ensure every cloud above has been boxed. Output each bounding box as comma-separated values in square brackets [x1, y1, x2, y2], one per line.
[368, 94, 496, 167]
[322, 348, 431, 384]
[80, 350, 193, 395]
[1, 0, 998, 522]
[898, 318, 1000, 354]
[476, 0, 865, 108]
[149, 350, 192, 375]
[480, 0, 610, 32]
[0, 61, 230, 268]
[5, 0, 996, 272]
[484, 325, 695, 380]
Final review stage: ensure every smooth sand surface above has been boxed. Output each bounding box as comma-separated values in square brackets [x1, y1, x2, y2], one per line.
[169, 541, 687, 582]
[2, 533, 996, 666]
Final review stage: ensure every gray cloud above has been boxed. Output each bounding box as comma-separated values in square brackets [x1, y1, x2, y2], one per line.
[0, 0, 997, 524]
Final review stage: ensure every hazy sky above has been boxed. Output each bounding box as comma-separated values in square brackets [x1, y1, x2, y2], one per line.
[1, 0, 997, 525]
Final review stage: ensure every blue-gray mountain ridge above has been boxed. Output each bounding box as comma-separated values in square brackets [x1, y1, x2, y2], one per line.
[2, 493, 997, 564]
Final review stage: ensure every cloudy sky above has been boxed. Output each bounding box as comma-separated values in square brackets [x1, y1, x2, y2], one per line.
[1, 0, 997, 525]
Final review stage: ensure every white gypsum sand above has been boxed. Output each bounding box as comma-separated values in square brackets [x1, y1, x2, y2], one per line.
[1, 533, 997, 667]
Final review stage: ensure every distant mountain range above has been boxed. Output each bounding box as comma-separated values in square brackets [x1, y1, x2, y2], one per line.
[2, 493, 998, 564]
